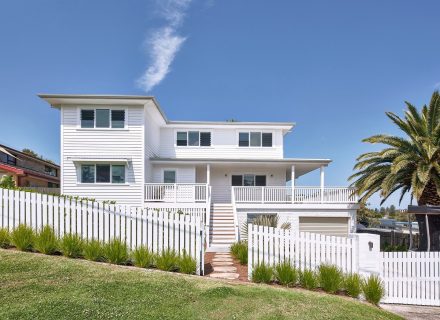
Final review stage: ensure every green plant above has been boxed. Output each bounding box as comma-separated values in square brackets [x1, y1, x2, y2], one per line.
[34, 225, 58, 255]
[241, 214, 291, 238]
[83, 239, 104, 262]
[251, 263, 273, 284]
[155, 249, 179, 271]
[104, 239, 128, 265]
[362, 275, 385, 305]
[11, 224, 34, 251]
[132, 246, 155, 268]
[299, 269, 318, 290]
[0, 228, 11, 248]
[274, 262, 298, 287]
[0, 175, 16, 189]
[177, 251, 197, 274]
[318, 264, 344, 293]
[230, 241, 248, 265]
[60, 234, 84, 258]
[344, 273, 361, 298]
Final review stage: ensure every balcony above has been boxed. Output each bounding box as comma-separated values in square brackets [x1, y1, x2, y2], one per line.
[145, 183, 210, 203]
[232, 186, 358, 204]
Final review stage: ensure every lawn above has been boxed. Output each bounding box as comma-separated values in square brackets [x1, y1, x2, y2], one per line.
[0, 249, 400, 320]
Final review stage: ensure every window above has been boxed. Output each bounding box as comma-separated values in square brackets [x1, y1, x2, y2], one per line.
[48, 182, 59, 188]
[112, 165, 125, 183]
[163, 170, 176, 183]
[239, 132, 249, 147]
[239, 132, 272, 147]
[80, 164, 125, 183]
[247, 213, 276, 224]
[80, 109, 125, 129]
[231, 174, 266, 186]
[81, 110, 94, 128]
[81, 165, 95, 183]
[44, 165, 57, 177]
[188, 131, 200, 146]
[176, 131, 211, 147]
[6, 155, 16, 166]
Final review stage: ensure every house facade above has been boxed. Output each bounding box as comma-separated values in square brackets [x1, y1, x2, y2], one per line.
[40, 94, 359, 248]
[0, 144, 60, 190]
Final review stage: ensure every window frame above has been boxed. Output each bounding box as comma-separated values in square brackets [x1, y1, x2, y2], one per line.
[238, 131, 273, 148]
[163, 169, 177, 183]
[231, 174, 267, 186]
[79, 108, 127, 130]
[175, 130, 212, 147]
[79, 163, 127, 184]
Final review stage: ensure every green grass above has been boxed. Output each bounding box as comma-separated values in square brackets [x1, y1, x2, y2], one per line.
[0, 249, 401, 320]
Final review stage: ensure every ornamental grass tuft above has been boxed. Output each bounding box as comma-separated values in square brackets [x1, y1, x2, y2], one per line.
[60, 234, 84, 258]
[0, 228, 11, 248]
[362, 274, 385, 305]
[155, 249, 179, 272]
[132, 246, 155, 268]
[177, 250, 197, 274]
[318, 264, 344, 293]
[299, 269, 318, 290]
[83, 239, 104, 262]
[251, 263, 273, 284]
[11, 224, 34, 251]
[274, 262, 298, 287]
[230, 241, 248, 265]
[344, 273, 361, 298]
[34, 225, 58, 255]
[104, 239, 128, 265]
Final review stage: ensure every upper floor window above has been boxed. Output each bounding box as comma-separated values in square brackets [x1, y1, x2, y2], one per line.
[238, 132, 272, 147]
[80, 164, 125, 184]
[44, 165, 57, 177]
[176, 131, 211, 147]
[81, 109, 125, 129]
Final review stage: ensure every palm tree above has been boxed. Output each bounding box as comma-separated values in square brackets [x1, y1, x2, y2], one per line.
[349, 91, 440, 250]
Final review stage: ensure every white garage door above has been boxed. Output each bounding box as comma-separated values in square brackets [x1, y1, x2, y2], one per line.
[299, 217, 349, 237]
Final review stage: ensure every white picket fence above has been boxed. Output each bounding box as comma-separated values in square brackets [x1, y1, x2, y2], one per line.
[247, 224, 358, 277]
[0, 188, 205, 275]
[381, 251, 440, 306]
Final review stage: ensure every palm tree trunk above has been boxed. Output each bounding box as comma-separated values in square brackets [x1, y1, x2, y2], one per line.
[416, 180, 440, 251]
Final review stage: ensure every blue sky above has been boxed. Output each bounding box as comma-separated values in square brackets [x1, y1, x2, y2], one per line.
[1, 0, 439, 208]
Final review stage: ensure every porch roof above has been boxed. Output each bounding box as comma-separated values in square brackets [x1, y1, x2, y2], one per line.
[149, 157, 331, 178]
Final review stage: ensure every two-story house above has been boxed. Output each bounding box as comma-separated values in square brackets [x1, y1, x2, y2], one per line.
[40, 94, 359, 249]
[0, 144, 60, 190]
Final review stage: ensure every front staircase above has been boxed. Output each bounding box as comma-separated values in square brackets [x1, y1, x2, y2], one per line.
[209, 203, 236, 248]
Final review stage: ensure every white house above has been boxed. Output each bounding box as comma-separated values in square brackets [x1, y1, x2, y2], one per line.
[40, 94, 359, 248]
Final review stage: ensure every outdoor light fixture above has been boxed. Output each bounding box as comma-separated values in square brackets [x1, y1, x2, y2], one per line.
[368, 241, 373, 251]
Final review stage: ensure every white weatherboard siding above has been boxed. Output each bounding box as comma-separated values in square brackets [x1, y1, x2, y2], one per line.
[159, 127, 284, 159]
[61, 105, 144, 206]
[151, 165, 196, 183]
[144, 101, 163, 183]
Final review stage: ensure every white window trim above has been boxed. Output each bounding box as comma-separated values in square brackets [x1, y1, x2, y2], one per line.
[236, 130, 274, 148]
[231, 173, 267, 186]
[77, 163, 128, 185]
[174, 130, 213, 148]
[77, 107, 128, 130]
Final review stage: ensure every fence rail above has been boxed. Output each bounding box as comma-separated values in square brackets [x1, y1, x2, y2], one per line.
[233, 186, 357, 204]
[381, 251, 440, 306]
[247, 224, 358, 278]
[0, 188, 204, 275]
[145, 183, 209, 203]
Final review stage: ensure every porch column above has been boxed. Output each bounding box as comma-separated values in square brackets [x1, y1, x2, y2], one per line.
[320, 166, 325, 203]
[206, 163, 211, 185]
[291, 165, 295, 203]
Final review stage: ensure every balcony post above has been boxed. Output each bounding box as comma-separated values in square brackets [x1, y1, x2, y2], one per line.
[174, 183, 177, 203]
[291, 165, 295, 203]
[320, 166, 325, 203]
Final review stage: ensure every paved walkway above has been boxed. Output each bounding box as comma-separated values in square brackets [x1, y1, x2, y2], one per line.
[381, 304, 440, 320]
[207, 252, 239, 280]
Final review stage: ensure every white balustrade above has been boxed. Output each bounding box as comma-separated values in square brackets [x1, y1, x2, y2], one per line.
[145, 184, 209, 203]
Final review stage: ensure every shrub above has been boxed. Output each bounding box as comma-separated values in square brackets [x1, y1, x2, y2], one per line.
[274, 262, 298, 287]
[132, 246, 155, 268]
[34, 225, 58, 255]
[299, 269, 318, 290]
[11, 224, 34, 251]
[104, 239, 128, 265]
[230, 241, 248, 265]
[60, 234, 83, 258]
[318, 264, 344, 293]
[0, 228, 11, 248]
[344, 273, 361, 298]
[155, 249, 179, 271]
[83, 239, 104, 262]
[177, 251, 197, 274]
[251, 263, 273, 284]
[362, 275, 385, 305]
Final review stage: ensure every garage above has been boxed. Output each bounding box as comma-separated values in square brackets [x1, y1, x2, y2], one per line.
[299, 217, 349, 237]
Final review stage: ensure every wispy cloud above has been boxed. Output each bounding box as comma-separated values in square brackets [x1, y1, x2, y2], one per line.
[137, 0, 192, 92]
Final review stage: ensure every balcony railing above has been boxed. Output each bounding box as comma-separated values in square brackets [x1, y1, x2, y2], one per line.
[145, 183, 210, 203]
[232, 186, 358, 204]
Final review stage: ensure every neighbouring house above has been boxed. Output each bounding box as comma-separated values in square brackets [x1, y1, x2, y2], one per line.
[0, 144, 60, 190]
[40, 94, 359, 249]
